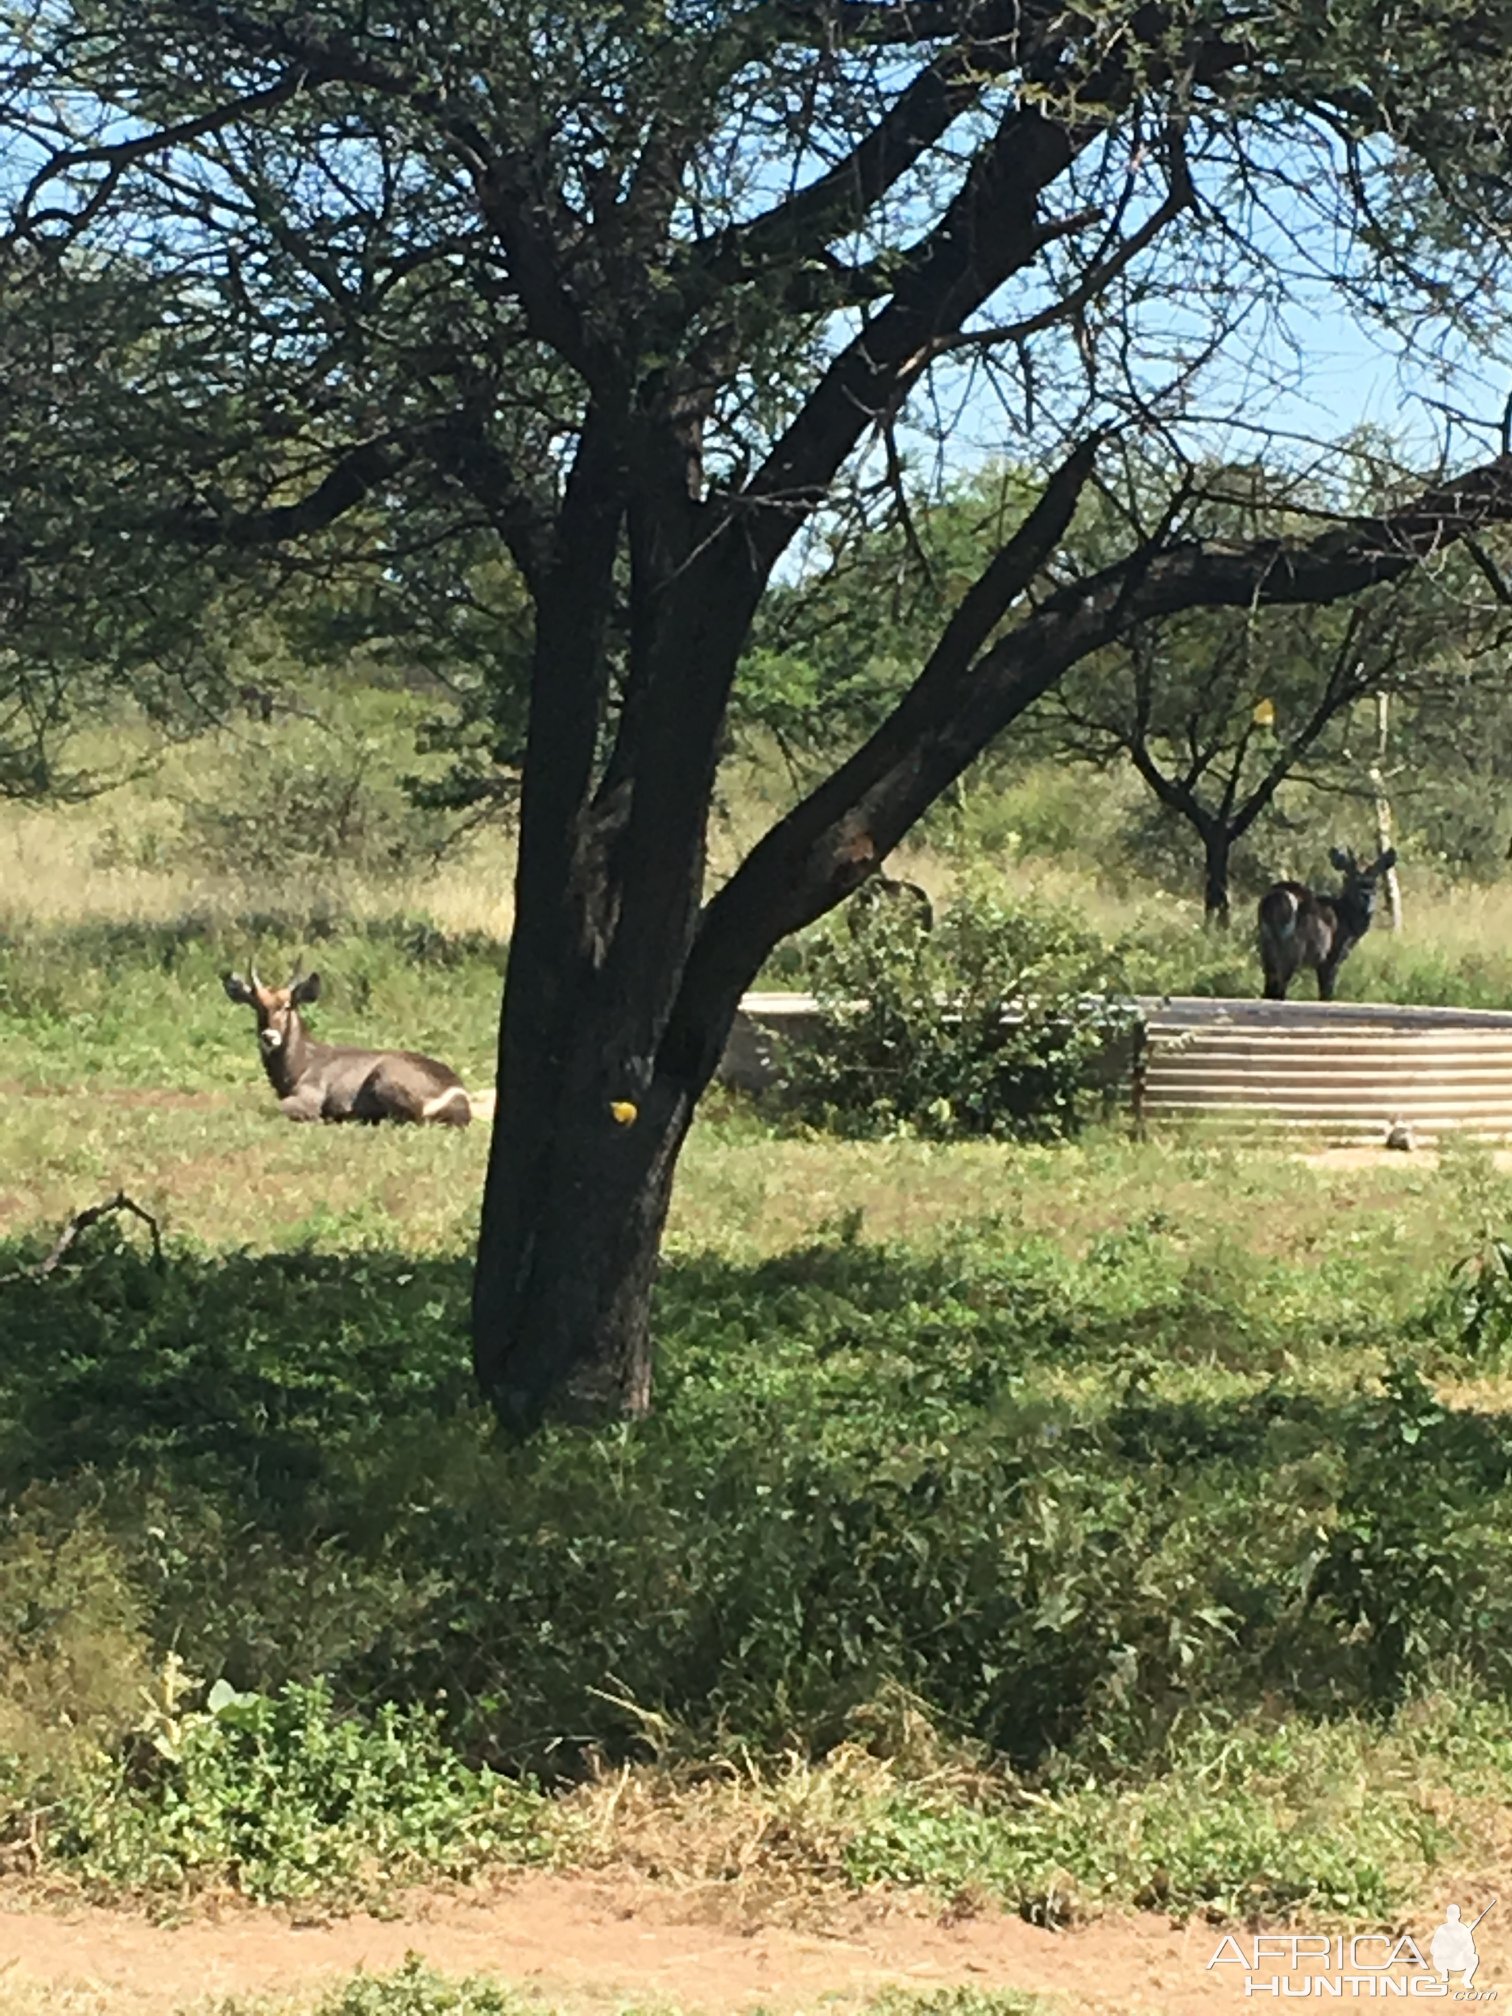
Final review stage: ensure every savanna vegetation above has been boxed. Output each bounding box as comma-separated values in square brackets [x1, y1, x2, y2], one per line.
[11, 0, 1512, 2005]
[8, 712, 1512, 1999]
[10, 0, 1512, 1423]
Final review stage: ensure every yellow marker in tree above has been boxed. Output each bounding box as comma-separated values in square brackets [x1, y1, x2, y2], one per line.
[610, 1100, 638, 1126]
[1252, 697, 1275, 728]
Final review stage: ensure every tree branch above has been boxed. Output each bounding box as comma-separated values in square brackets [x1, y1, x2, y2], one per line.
[173, 437, 404, 548]
[674, 448, 1512, 1064]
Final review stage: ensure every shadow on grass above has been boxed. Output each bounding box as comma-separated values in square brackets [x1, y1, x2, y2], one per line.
[0, 1243, 479, 1508]
[6, 1225, 1512, 1769]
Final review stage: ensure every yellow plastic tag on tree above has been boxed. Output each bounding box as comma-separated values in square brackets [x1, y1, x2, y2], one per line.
[1252, 697, 1275, 728]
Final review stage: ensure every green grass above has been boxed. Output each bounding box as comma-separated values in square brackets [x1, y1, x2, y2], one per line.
[7, 865, 1512, 1925]
[182, 1964, 1054, 2016]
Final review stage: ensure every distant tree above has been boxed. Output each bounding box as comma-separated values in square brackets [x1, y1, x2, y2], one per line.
[1038, 462, 1512, 921]
[1043, 575, 1493, 923]
[11, 0, 1512, 1427]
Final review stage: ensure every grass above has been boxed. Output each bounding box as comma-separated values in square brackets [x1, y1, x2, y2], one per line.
[5, 1050, 1512, 1919]
[8, 734, 1512, 1932]
[12, 708, 1512, 1009]
[0, 1962, 1057, 2016]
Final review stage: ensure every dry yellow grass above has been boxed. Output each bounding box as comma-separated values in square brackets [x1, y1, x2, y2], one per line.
[0, 794, 519, 938]
[7, 710, 1510, 970]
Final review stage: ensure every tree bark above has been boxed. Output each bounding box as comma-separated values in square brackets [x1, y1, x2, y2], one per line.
[472, 1022, 701, 1430]
[1201, 823, 1233, 925]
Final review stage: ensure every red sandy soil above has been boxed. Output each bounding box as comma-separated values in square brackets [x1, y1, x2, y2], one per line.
[6, 1871, 1510, 2015]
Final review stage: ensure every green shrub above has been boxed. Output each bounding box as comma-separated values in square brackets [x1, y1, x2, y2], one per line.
[1302, 1366, 1512, 1704]
[53, 1676, 549, 1899]
[777, 887, 1137, 1140]
[285, 1960, 525, 2016]
[1417, 1232, 1512, 1359]
[177, 730, 450, 894]
[0, 1493, 156, 1804]
[10, 1223, 1512, 1801]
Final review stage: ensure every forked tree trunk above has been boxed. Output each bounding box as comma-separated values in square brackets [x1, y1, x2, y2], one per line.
[468, 443, 1512, 1430]
[470, 592, 749, 1429]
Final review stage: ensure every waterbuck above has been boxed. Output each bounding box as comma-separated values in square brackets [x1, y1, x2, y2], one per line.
[222, 968, 472, 1125]
[848, 867, 935, 934]
[1257, 846, 1398, 1001]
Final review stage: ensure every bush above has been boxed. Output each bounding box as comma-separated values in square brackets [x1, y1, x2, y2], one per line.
[283, 1961, 526, 2016]
[176, 728, 451, 896]
[50, 1674, 549, 1899]
[0, 1494, 156, 1804]
[776, 886, 1138, 1140]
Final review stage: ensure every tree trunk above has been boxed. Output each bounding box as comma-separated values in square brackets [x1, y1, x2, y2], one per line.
[470, 573, 748, 1430]
[1201, 824, 1233, 926]
[472, 970, 714, 1430]
[1370, 689, 1403, 930]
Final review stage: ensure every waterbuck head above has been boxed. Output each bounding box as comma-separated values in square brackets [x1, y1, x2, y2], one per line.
[1328, 844, 1397, 927]
[222, 967, 321, 1072]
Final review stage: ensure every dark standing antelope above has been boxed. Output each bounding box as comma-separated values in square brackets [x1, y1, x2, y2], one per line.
[222, 968, 472, 1125]
[1257, 846, 1397, 1001]
[848, 866, 935, 934]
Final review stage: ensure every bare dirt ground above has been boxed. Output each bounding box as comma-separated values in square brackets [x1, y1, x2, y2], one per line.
[5, 1872, 1511, 2016]
[1304, 1142, 1512, 1169]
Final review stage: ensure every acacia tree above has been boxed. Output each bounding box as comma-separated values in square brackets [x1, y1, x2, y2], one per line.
[1037, 460, 1512, 921]
[1043, 576, 1477, 923]
[13, 0, 1512, 1426]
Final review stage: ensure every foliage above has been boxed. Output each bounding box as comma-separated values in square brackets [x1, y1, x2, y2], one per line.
[16, 0, 1512, 1423]
[8, 905, 1512, 1918]
[740, 467, 1044, 756]
[260, 1961, 527, 2016]
[5, 1174, 1512, 1917]
[212, 1963, 1054, 2016]
[776, 888, 1138, 1141]
[48, 1674, 547, 1901]
[176, 726, 452, 896]
[1303, 1367, 1512, 1704]
[1039, 481, 1511, 915]
[5, 1180, 1512, 1788]
[1420, 1233, 1512, 1359]
[0, 1499, 156, 1786]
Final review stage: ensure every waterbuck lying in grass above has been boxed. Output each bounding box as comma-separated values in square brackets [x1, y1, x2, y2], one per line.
[1257, 846, 1397, 1001]
[222, 968, 472, 1125]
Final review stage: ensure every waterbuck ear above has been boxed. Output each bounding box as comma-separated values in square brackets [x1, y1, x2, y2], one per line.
[222, 972, 255, 1005]
[1328, 845, 1353, 873]
[291, 971, 322, 1006]
[1374, 847, 1398, 874]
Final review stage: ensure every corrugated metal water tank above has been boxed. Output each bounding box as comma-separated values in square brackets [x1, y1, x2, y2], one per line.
[720, 993, 1512, 1146]
[1137, 997, 1512, 1145]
